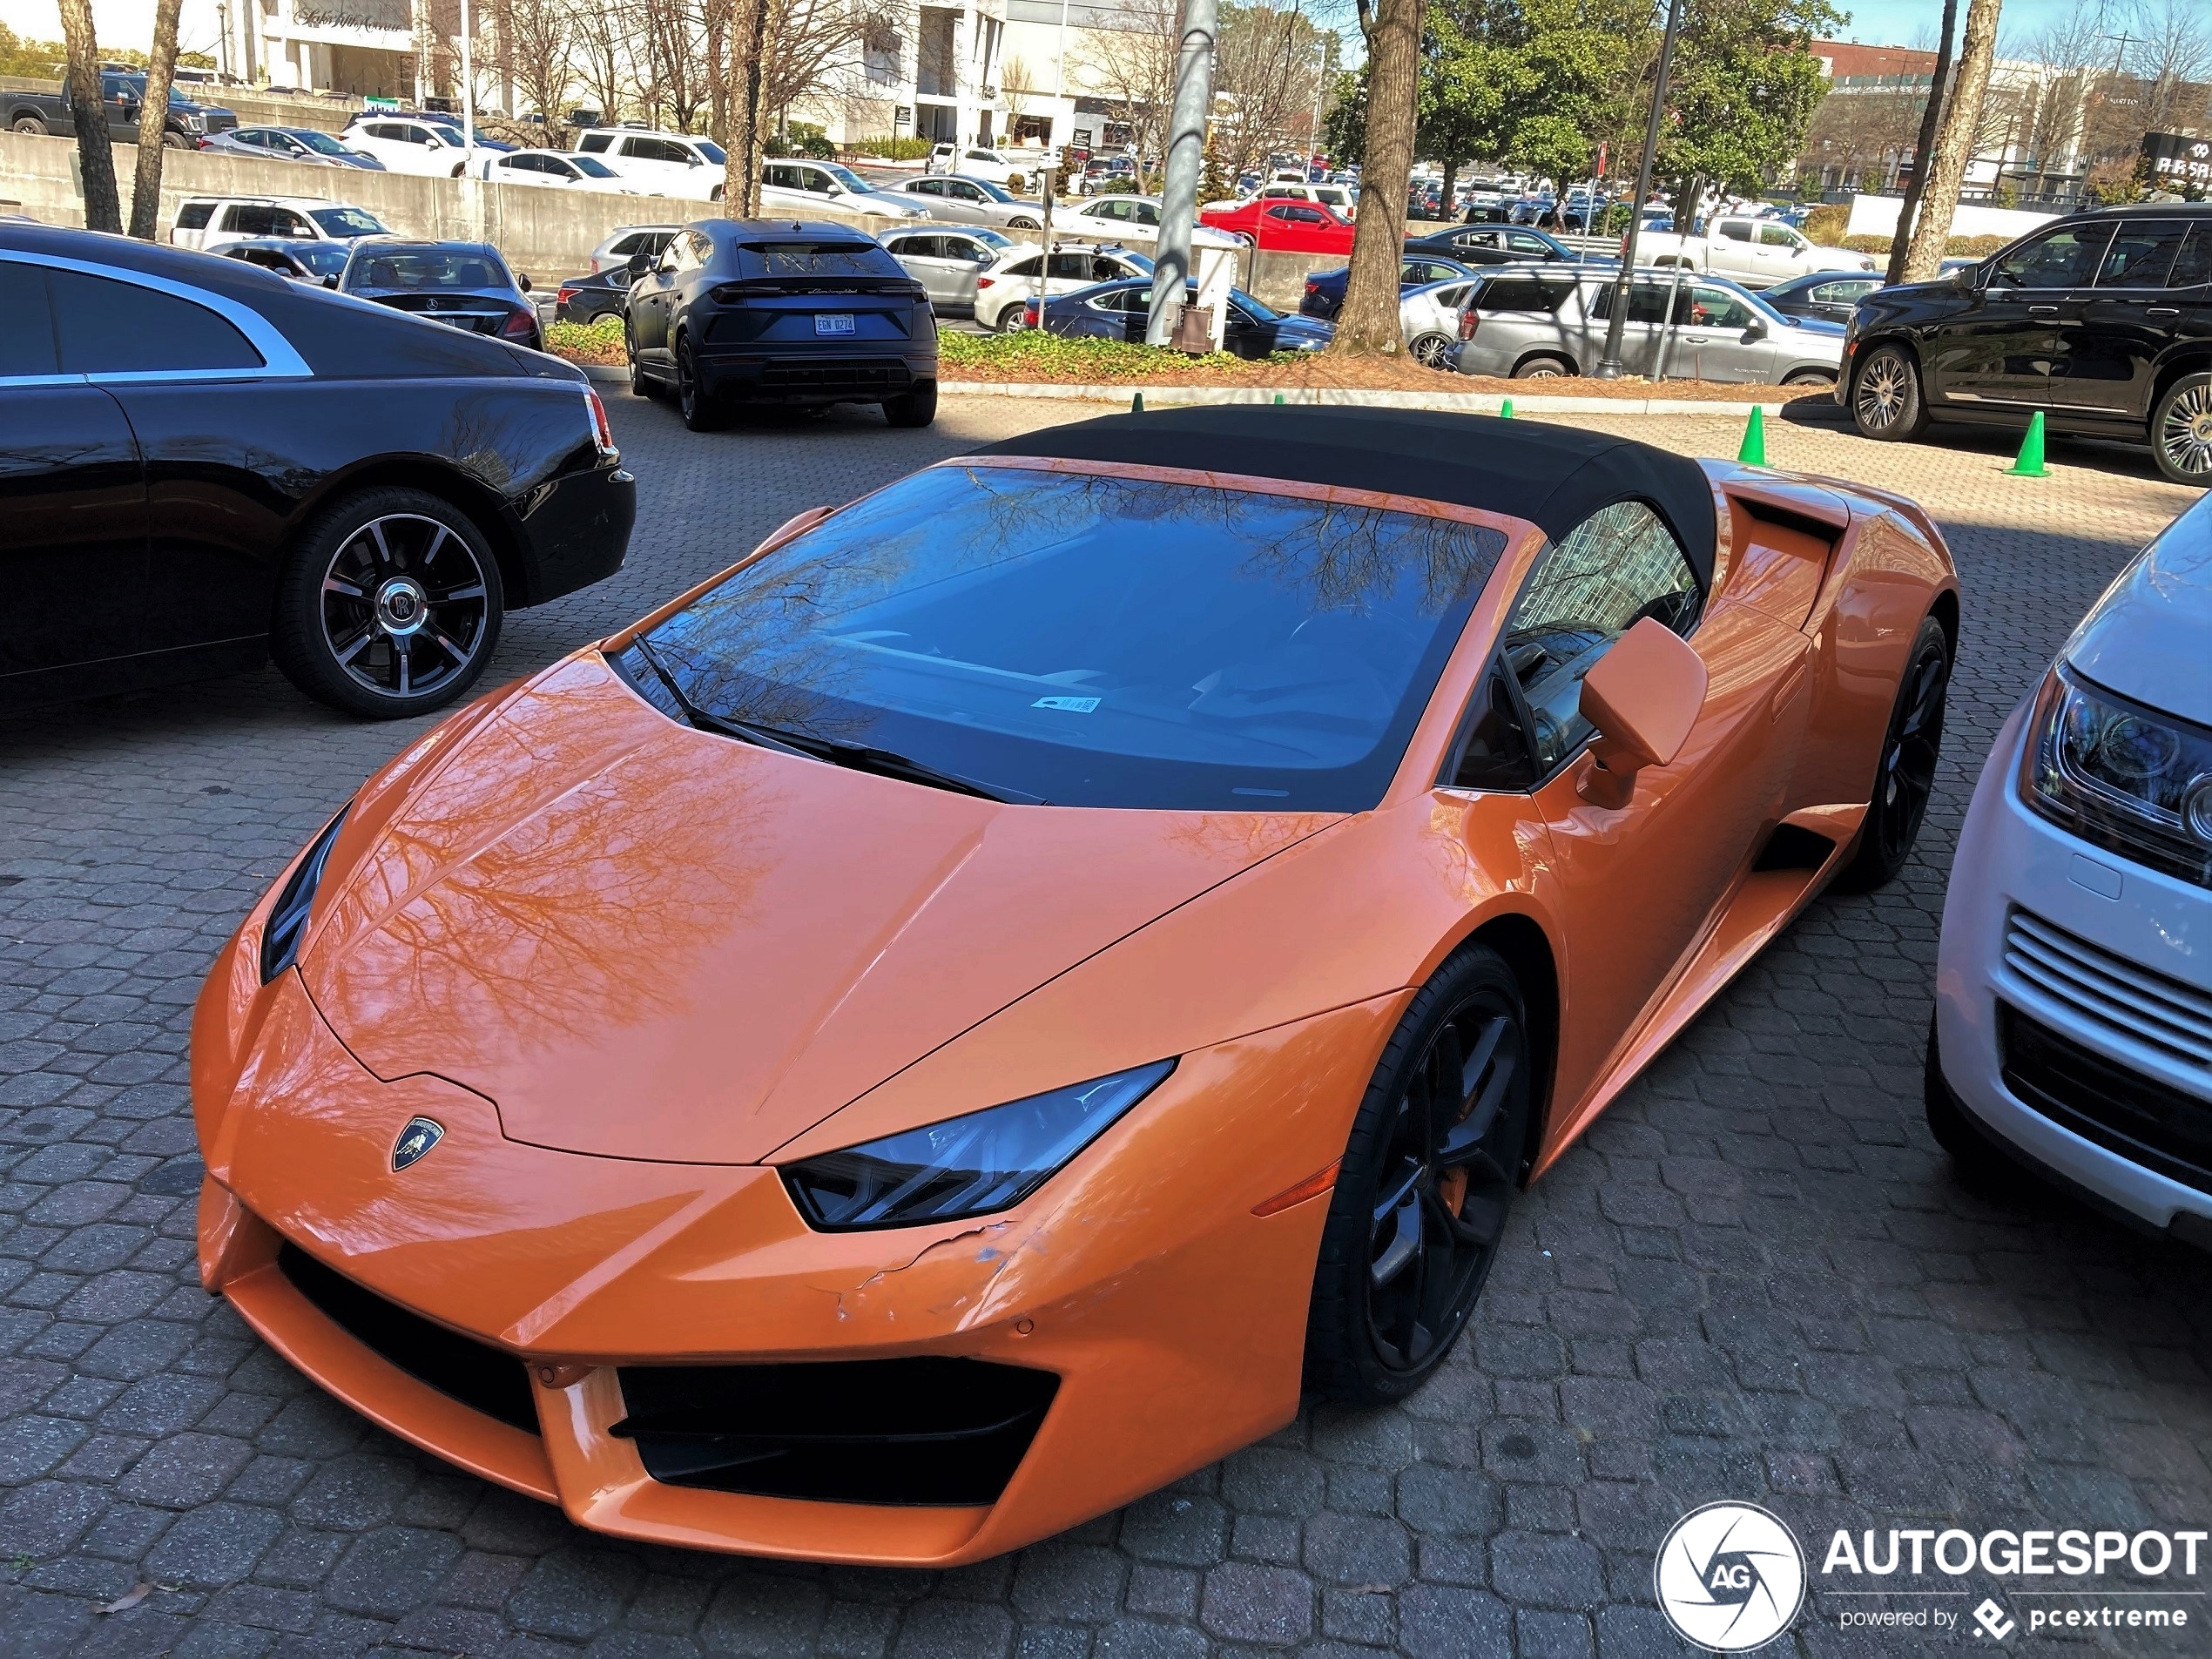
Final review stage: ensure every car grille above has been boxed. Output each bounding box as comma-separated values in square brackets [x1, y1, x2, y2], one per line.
[278, 1243, 540, 1435]
[2001, 907, 2212, 1069]
[612, 1357, 1057, 1507]
[758, 359, 913, 395]
[2000, 1004, 2212, 1194]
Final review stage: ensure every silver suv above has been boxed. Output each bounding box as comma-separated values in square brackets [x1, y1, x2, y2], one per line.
[1452, 266, 1844, 386]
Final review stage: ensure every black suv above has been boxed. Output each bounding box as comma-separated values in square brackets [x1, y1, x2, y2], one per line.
[624, 219, 938, 431]
[1842, 204, 2212, 485]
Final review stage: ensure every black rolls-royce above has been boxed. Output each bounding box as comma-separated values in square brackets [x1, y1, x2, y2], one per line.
[1, 225, 636, 720]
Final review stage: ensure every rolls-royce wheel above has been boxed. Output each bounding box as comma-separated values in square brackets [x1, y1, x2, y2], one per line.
[1007, 216, 1040, 231]
[1835, 614, 1950, 891]
[2150, 371, 2212, 486]
[1851, 343, 1928, 442]
[271, 488, 504, 720]
[1305, 943, 1532, 1405]
[882, 380, 938, 429]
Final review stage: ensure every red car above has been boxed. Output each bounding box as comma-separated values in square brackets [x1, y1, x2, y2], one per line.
[1199, 197, 1358, 254]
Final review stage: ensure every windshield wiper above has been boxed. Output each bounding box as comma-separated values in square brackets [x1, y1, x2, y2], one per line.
[629, 640, 1042, 805]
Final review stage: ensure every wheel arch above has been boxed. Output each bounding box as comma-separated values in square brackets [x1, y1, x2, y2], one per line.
[1513, 348, 1578, 376]
[285, 459, 531, 613]
[1928, 585, 1960, 661]
[2148, 347, 2212, 415]
[1424, 908, 1561, 1183]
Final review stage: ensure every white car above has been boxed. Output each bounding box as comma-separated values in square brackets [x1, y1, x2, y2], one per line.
[1929, 491, 2212, 1246]
[574, 127, 729, 201]
[339, 116, 485, 179]
[759, 158, 927, 220]
[1256, 181, 1357, 219]
[1399, 279, 1477, 368]
[588, 224, 681, 275]
[473, 150, 637, 193]
[929, 143, 1031, 192]
[974, 241, 1152, 332]
[884, 175, 1044, 230]
[170, 194, 388, 253]
[1053, 195, 1242, 254]
[879, 225, 1016, 311]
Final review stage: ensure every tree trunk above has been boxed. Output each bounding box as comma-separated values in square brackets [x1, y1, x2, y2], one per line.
[1331, 0, 1421, 354]
[723, 0, 768, 216]
[57, 0, 121, 234]
[1902, 0, 2002, 282]
[1886, 0, 1958, 286]
[1437, 158, 1458, 223]
[129, 0, 185, 240]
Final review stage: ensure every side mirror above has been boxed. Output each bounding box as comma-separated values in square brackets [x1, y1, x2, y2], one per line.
[1575, 618, 1708, 804]
[517, 273, 532, 293]
[322, 274, 339, 288]
[1741, 318, 1766, 341]
[625, 251, 651, 274]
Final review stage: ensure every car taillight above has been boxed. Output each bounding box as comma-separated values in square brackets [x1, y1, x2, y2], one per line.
[1459, 309, 1479, 341]
[975, 275, 995, 289]
[584, 388, 617, 460]
[1022, 301, 1040, 327]
[1304, 278, 1319, 294]
[502, 307, 537, 339]
[556, 285, 578, 305]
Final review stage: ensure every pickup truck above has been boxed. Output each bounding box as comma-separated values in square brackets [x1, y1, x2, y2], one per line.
[1630, 212, 1877, 288]
[5, 71, 238, 147]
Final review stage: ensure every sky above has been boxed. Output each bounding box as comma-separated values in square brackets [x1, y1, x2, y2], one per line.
[1, 0, 225, 58]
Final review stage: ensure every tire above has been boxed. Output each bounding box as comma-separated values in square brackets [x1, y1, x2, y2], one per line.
[450, 163, 467, 179]
[997, 305, 1028, 333]
[882, 380, 937, 428]
[1835, 613, 1950, 891]
[2149, 370, 2212, 486]
[625, 320, 651, 397]
[1409, 332, 1456, 370]
[1782, 368, 1836, 388]
[12, 116, 49, 136]
[1007, 216, 1039, 231]
[1305, 943, 1533, 1405]
[1851, 342, 1927, 442]
[1924, 1017, 2021, 1190]
[270, 487, 504, 720]
[161, 131, 189, 148]
[1513, 354, 1571, 379]
[674, 333, 725, 431]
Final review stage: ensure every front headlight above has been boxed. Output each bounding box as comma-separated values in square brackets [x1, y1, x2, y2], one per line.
[782, 1059, 1177, 1230]
[260, 808, 350, 981]
[2020, 663, 2212, 888]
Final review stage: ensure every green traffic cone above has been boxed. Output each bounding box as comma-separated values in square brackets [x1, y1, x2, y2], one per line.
[2007, 410, 2048, 477]
[1737, 405, 1767, 467]
[1275, 393, 1285, 405]
[1131, 391, 1143, 414]
[1500, 398, 1514, 420]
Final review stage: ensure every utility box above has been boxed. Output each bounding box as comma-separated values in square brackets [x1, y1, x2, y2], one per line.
[1188, 244, 1238, 353]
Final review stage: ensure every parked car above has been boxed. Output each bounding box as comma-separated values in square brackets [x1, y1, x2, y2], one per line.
[1399, 280, 1480, 368]
[473, 150, 637, 192]
[1254, 181, 1357, 219]
[1199, 196, 1357, 254]
[555, 267, 635, 324]
[199, 125, 384, 169]
[623, 218, 938, 429]
[0, 223, 632, 718]
[759, 158, 929, 220]
[1758, 269, 1882, 325]
[884, 175, 1044, 230]
[172, 196, 389, 254]
[879, 226, 1016, 313]
[338, 239, 543, 353]
[1453, 266, 1844, 386]
[1054, 195, 1240, 255]
[339, 114, 489, 178]
[589, 224, 680, 275]
[972, 242, 1154, 332]
[1028, 277, 1331, 356]
[189, 404, 1956, 1565]
[929, 143, 1030, 192]
[219, 238, 352, 284]
[1407, 223, 1598, 268]
[1843, 205, 2212, 487]
[5, 70, 235, 145]
[573, 127, 728, 200]
[1300, 253, 1479, 321]
[1635, 212, 1878, 287]
[1926, 488, 2211, 1239]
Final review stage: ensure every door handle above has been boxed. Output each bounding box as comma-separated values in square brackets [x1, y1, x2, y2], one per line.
[2146, 306, 2182, 319]
[2027, 304, 2060, 317]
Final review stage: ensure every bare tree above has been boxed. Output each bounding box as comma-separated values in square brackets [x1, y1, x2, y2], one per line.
[637, 0, 711, 129]
[2131, 0, 2212, 136]
[1903, 0, 2002, 279]
[57, 0, 120, 233]
[126, 0, 183, 239]
[570, 0, 636, 124]
[1884, 0, 1956, 283]
[1332, 0, 1418, 354]
[1075, 0, 1180, 188]
[764, 0, 888, 131]
[497, 0, 575, 127]
[1213, 3, 1326, 186]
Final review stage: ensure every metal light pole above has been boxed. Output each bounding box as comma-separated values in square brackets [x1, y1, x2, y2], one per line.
[1595, 0, 1684, 380]
[458, 0, 475, 154]
[1147, 0, 1217, 347]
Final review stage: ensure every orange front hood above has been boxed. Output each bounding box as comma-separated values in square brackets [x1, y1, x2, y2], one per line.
[301, 655, 1333, 1165]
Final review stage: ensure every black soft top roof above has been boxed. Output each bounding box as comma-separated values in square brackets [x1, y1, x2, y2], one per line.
[978, 406, 1720, 583]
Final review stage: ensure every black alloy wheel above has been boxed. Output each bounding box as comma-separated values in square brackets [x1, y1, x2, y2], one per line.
[1838, 614, 1950, 890]
[1306, 945, 1532, 1405]
[625, 320, 651, 397]
[882, 380, 938, 428]
[271, 487, 503, 719]
[2151, 372, 2212, 487]
[676, 334, 725, 431]
[1851, 343, 1927, 442]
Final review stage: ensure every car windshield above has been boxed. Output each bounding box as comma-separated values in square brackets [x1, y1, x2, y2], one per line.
[694, 138, 728, 165]
[343, 250, 508, 291]
[638, 465, 1507, 810]
[293, 131, 351, 156]
[312, 206, 387, 237]
[821, 163, 874, 193]
[971, 226, 1015, 248]
[569, 153, 619, 178]
[969, 179, 1017, 202]
[292, 242, 351, 277]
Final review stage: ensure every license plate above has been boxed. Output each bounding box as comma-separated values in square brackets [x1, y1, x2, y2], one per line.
[814, 314, 855, 335]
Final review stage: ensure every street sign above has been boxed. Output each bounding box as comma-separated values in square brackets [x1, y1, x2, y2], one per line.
[2141, 131, 2211, 192]
[365, 95, 400, 111]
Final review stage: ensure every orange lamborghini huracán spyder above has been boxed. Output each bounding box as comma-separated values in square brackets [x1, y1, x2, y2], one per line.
[192, 408, 1957, 1565]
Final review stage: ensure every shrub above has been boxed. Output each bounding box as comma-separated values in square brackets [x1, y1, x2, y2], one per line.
[938, 331, 1300, 380]
[849, 136, 934, 160]
[546, 316, 624, 364]
[1841, 233, 1890, 253]
[1802, 204, 1850, 245]
[766, 121, 834, 160]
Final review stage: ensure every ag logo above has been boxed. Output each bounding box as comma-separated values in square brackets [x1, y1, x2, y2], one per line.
[1654, 1501, 1806, 1651]
[390, 1116, 444, 1171]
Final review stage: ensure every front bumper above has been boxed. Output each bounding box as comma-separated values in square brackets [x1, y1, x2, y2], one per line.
[1933, 703, 2212, 1234]
[192, 921, 1393, 1562]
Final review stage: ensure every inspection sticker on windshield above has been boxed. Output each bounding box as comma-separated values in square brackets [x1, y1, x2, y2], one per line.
[814, 313, 855, 335]
[1032, 695, 1100, 712]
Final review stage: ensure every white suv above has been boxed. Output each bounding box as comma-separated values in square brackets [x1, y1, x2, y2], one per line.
[574, 128, 728, 201]
[759, 158, 927, 220]
[473, 151, 638, 193]
[929, 143, 1031, 192]
[171, 195, 389, 253]
[339, 116, 482, 178]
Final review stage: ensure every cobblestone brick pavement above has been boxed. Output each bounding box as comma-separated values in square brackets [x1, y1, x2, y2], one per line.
[2, 394, 2208, 1659]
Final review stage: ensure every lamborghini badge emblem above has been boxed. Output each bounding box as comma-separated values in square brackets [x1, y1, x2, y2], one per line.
[391, 1117, 444, 1171]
